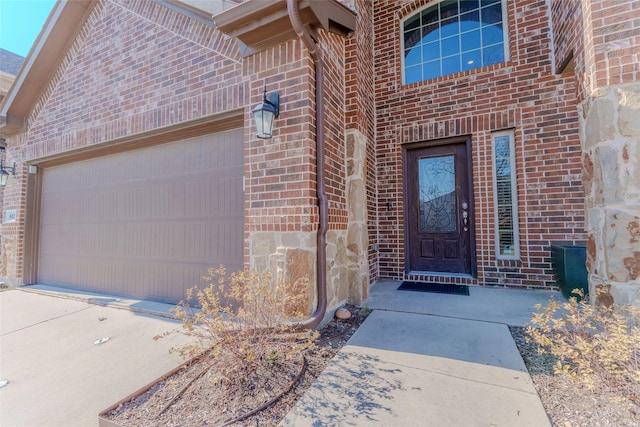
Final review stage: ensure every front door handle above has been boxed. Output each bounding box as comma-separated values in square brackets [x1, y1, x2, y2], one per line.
[461, 202, 469, 232]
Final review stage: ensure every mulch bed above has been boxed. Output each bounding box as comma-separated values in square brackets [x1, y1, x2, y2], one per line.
[103, 305, 368, 426]
[103, 308, 640, 426]
[510, 326, 640, 427]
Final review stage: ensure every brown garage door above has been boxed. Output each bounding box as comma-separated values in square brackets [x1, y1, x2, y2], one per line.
[37, 129, 244, 303]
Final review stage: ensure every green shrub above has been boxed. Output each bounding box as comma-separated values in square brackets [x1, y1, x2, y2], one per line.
[527, 289, 640, 398]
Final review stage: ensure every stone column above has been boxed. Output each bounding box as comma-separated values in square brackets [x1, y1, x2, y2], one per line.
[345, 129, 370, 303]
[580, 83, 640, 305]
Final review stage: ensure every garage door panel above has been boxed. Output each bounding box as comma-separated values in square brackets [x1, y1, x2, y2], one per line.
[37, 256, 214, 302]
[42, 171, 242, 223]
[40, 220, 242, 261]
[38, 129, 244, 303]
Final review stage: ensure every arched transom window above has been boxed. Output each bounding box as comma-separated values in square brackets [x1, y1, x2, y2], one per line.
[402, 0, 508, 84]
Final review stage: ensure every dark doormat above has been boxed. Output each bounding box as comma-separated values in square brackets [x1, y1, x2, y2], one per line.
[397, 281, 470, 296]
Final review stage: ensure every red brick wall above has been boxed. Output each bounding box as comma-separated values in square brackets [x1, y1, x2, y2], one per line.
[551, 0, 583, 81]
[2, 0, 355, 286]
[0, 152, 25, 281]
[3, 0, 602, 293]
[2, 0, 247, 282]
[243, 28, 351, 237]
[583, 0, 640, 94]
[24, 0, 244, 156]
[320, 30, 348, 232]
[347, 0, 378, 282]
[243, 39, 318, 236]
[373, 0, 586, 288]
[552, 0, 640, 102]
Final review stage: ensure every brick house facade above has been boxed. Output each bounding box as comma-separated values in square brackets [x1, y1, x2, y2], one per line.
[0, 49, 25, 245]
[373, 0, 585, 289]
[0, 0, 638, 322]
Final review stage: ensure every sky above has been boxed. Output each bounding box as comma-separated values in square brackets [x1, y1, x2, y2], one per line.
[0, 0, 57, 57]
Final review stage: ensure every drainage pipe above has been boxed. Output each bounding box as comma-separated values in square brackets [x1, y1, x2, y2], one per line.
[287, 0, 328, 329]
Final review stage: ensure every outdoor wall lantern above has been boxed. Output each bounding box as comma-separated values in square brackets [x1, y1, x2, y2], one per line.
[0, 159, 15, 187]
[252, 86, 280, 139]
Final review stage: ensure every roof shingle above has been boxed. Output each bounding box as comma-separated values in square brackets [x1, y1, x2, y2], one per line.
[0, 48, 25, 76]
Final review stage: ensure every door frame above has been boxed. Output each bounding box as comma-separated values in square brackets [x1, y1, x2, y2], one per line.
[402, 135, 477, 277]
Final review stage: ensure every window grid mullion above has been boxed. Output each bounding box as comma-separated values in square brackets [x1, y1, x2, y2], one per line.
[401, 0, 506, 84]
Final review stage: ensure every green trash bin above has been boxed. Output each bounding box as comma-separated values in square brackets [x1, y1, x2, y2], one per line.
[550, 244, 589, 301]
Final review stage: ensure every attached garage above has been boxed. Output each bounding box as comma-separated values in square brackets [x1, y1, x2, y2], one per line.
[35, 128, 244, 303]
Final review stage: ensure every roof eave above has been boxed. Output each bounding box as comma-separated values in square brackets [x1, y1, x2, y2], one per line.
[0, 115, 25, 136]
[213, 0, 355, 57]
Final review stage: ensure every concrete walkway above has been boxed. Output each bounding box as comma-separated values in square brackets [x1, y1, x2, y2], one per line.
[0, 281, 560, 426]
[0, 287, 187, 427]
[282, 281, 559, 426]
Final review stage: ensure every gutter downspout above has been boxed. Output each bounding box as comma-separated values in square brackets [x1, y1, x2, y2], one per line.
[287, 0, 328, 329]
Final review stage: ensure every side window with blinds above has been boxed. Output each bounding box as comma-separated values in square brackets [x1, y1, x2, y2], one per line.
[492, 130, 519, 259]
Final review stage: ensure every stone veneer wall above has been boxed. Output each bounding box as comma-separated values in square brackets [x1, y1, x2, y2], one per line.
[581, 84, 640, 305]
[576, 0, 640, 305]
[345, 129, 369, 302]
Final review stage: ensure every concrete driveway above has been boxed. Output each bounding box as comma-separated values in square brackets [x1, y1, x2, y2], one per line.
[0, 287, 188, 427]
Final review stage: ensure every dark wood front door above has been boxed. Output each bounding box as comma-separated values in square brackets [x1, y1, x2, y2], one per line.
[405, 139, 474, 274]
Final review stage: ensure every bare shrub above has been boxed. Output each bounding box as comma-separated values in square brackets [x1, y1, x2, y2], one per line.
[527, 289, 640, 400]
[159, 266, 318, 387]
